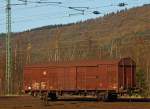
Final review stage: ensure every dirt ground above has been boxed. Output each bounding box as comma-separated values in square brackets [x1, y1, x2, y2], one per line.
[0, 95, 150, 109]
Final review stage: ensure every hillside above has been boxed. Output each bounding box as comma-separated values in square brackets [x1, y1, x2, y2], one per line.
[0, 4, 150, 65]
[0, 4, 150, 94]
[16, 5, 150, 60]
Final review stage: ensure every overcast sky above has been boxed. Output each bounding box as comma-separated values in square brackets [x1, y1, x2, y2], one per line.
[0, 0, 150, 33]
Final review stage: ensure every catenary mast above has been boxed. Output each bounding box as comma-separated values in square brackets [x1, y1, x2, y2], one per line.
[5, 0, 12, 95]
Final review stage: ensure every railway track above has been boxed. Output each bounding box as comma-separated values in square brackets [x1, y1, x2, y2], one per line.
[0, 95, 149, 109]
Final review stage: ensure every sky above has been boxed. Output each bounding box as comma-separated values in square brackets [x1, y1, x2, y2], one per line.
[0, 0, 150, 33]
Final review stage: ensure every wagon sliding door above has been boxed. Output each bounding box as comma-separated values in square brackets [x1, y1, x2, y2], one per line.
[118, 58, 136, 89]
[48, 68, 58, 90]
[122, 66, 135, 88]
[76, 66, 98, 90]
[57, 67, 76, 91]
[98, 64, 118, 90]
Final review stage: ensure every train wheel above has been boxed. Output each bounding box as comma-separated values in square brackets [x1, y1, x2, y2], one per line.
[99, 92, 118, 101]
[96, 92, 110, 101]
[109, 92, 118, 101]
[48, 93, 58, 101]
[96, 93, 105, 101]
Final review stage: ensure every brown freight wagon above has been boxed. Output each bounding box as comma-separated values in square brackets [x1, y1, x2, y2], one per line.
[23, 57, 136, 100]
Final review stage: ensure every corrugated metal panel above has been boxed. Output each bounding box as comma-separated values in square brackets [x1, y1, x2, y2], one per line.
[98, 65, 108, 89]
[48, 68, 58, 90]
[106, 65, 118, 90]
[77, 66, 99, 90]
[63, 67, 76, 90]
[56, 67, 65, 90]
[24, 67, 49, 90]
[118, 57, 136, 89]
[23, 57, 136, 92]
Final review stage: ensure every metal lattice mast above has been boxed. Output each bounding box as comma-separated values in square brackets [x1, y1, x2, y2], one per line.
[5, 0, 12, 95]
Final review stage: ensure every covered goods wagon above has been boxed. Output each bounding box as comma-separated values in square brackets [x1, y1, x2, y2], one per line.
[23, 57, 136, 100]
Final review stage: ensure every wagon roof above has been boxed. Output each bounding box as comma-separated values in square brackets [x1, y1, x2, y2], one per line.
[24, 57, 135, 68]
[24, 59, 120, 68]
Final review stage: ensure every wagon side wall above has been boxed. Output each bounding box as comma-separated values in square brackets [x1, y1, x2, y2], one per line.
[23, 67, 49, 92]
[97, 64, 118, 91]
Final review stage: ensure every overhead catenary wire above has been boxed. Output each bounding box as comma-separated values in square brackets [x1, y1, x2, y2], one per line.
[1, 1, 150, 23]
[9, 1, 127, 11]
[0, 1, 129, 10]
[1, 0, 139, 22]
[17, 0, 62, 5]
[7, 1, 141, 23]
[0, 1, 149, 32]
[0, 2, 129, 20]
[18, 0, 62, 4]
[0, 1, 132, 13]
[3, 1, 90, 13]
[1, 0, 62, 11]
[0, 9, 104, 26]
[9, 4, 60, 11]
[0, 6, 150, 26]
[1, 0, 108, 25]
[1, 0, 147, 9]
